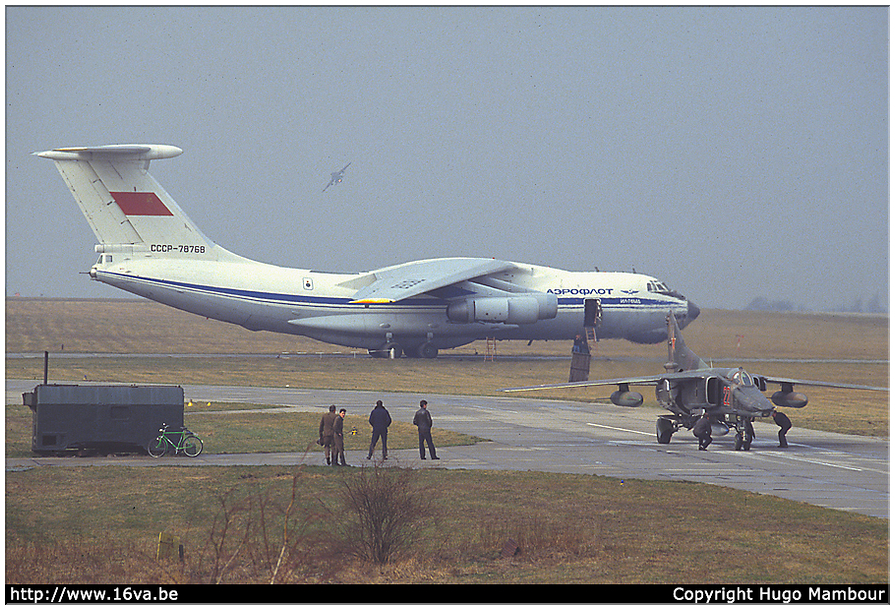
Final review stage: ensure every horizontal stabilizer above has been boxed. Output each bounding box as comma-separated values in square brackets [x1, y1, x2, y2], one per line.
[35, 145, 183, 161]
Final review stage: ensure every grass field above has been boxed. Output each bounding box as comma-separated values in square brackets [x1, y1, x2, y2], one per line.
[6, 464, 888, 585]
[5, 299, 890, 584]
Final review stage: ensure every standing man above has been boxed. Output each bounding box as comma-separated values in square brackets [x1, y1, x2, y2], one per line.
[772, 408, 792, 448]
[413, 400, 439, 460]
[692, 412, 712, 450]
[331, 408, 348, 466]
[319, 405, 338, 465]
[367, 400, 392, 460]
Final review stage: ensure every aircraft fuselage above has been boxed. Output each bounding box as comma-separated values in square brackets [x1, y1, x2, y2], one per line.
[91, 251, 697, 354]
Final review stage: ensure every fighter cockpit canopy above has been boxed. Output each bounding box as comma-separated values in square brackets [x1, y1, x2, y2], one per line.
[728, 368, 753, 386]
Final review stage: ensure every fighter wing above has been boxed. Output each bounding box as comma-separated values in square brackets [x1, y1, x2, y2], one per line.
[758, 376, 887, 392]
[350, 258, 516, 304]
[501, 371, 707, 393]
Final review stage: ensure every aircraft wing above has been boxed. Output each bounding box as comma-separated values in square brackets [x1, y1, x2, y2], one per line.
[502, 375, 669, 393]
[503, 373, 889, 394]
[759, 376, 888, 393]
[501, 370, 714, 393]
[350, 258, 516, 304]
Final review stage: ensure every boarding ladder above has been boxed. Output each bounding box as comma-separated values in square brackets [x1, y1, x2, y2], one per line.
[585, 326, 598, 345]
[484, 337, 497, 362]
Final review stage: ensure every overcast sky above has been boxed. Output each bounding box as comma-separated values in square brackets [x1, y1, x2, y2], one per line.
[6, 6, 889, 312]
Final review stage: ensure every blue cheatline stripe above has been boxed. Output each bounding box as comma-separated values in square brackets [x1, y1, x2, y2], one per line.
[556, 297, 679, 308]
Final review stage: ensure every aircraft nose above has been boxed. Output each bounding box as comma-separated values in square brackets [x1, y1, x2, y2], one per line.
[687, 300, 700, 322]
[735, 386, 773, 414]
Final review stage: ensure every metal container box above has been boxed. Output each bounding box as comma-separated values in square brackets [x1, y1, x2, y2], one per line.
[24, 384, 184, 455]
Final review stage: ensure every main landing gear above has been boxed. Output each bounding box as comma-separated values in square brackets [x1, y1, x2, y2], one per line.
[656, 414, 755, 450]
[656, 416, 677, 444]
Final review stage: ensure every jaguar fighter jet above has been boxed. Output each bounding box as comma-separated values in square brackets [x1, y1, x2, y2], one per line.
[35, 144, 699, 358]
[504, 313, 886, 449]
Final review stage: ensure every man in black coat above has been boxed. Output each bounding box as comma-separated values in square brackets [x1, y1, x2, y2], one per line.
[367, 400, 392, 460]
[692, 412, 712, 450]
[772, 408, 792, 448]
[413, 399, 439, 460]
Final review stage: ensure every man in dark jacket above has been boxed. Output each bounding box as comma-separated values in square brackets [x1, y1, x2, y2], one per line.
[692, 412, 712, 450]
[772, 408, 792, 448]
[413, 399, 439, 460]
[367, 400, 392, 460]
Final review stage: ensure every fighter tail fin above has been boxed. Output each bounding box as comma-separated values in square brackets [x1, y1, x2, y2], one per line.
[666, 312, 708, 371]
[36, 145, 216, 257]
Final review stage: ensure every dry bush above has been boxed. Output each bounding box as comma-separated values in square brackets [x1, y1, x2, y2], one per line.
[333, 464, 437, 564]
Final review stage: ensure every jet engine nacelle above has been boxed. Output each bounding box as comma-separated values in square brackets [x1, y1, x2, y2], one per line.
[446, 294, 558, 325]
[771, 391, 809, 408]
[610, 390, 644, 407]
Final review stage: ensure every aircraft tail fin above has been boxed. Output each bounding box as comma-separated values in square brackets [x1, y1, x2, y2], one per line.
[35, 145, 217, 257]
[666, 312, 708, 371]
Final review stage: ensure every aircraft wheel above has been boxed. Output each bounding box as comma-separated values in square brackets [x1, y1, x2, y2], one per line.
[734, 433, 752, 451]
[656, 418, 674, 444]
[417, 343, 438, 359]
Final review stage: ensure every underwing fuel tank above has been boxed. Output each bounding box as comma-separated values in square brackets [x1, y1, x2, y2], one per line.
[771, 390, 809, 408]
[610, 389, 644, 407]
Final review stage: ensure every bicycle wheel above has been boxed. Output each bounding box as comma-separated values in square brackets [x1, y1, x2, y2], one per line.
[148, 436, 167, 458]
[183, 435, 203, 457]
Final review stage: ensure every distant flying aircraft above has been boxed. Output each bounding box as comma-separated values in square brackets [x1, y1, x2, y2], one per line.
[503, 313, 887, 449]
[35, 144, 700, 358]
[323, 162, 350, 192]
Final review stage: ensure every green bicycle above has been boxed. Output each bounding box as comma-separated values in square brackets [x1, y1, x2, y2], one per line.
[147, 423, 204, 458]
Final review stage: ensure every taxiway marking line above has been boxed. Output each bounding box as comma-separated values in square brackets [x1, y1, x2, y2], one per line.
[587, 422, 653, 437]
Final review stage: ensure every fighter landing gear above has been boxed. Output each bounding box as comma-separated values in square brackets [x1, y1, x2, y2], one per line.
[732, 416, 754, 451]
[656, 416, 677, 444]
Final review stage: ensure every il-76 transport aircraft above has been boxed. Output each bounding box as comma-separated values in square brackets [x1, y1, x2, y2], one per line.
[36, 144, 700, 358]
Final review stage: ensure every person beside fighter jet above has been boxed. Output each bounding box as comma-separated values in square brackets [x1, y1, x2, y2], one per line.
[693, 412, 712, 450]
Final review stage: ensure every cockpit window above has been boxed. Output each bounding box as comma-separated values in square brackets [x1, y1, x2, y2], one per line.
[729, 368, 753, 386]
[647, 280, 684, 299]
